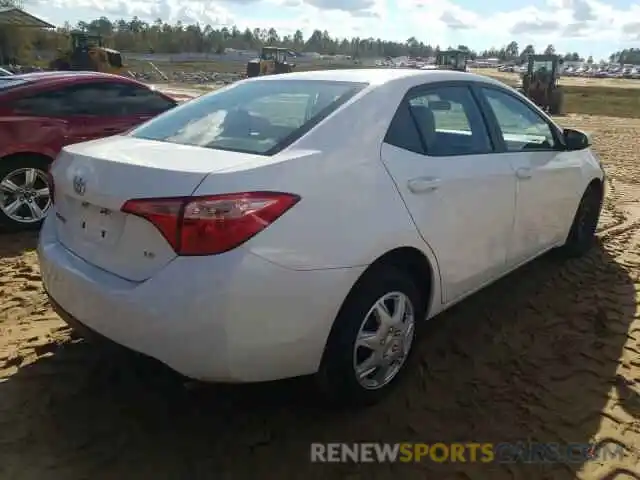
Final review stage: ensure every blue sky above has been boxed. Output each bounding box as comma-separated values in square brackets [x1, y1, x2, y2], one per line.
[25, 0, 640, 60]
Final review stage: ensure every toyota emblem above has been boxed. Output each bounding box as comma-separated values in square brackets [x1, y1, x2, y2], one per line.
[73, 175, 86, 196]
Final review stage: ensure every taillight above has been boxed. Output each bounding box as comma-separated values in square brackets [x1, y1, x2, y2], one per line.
[121, 192, 300, 256]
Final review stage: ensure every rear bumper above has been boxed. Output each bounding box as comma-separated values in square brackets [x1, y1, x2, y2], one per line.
[38, 215, 364, 382]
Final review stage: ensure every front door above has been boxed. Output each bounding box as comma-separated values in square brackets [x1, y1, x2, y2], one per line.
[380, 84, 517, 303]
[475, 86, 583, 266]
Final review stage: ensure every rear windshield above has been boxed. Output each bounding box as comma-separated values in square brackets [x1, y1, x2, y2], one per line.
[129, 79, 367, 155]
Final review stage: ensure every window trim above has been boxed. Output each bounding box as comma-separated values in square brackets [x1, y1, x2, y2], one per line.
[470, 83, 567, 154]
[385, 80, 497, 158]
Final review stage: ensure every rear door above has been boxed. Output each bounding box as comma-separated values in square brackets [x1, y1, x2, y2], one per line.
[380, 83, 517, 303]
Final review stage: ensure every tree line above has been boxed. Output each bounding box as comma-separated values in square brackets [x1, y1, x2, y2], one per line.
[1, 0, 640, 65]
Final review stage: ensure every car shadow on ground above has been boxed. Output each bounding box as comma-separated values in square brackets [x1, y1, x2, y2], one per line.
[0, 239, 637, 480]
[0, 231, 38, 258]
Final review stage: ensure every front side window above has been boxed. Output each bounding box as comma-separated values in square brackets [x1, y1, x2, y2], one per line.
[130, 79, 366, 155]
[480, 87, 557, 152]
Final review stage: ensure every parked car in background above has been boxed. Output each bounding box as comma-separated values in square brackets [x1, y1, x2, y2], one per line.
[0, 71, 177, 231]
[39, 69, 604, 407]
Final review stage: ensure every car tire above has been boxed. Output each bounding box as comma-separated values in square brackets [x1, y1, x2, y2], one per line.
[559, 183, 602, 258]
[0, 155, 52, 232]
[316, 266, 426, 407]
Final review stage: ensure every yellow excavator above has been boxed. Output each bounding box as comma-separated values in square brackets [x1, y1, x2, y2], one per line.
[49, 31, 124, 75]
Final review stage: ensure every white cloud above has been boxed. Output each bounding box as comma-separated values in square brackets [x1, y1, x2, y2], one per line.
[28, 0, 235, 25]
[394, 0, 640, 50]
[24, 0, 640, 55]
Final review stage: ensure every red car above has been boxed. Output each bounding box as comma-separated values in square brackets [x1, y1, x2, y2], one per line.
[0, 71, 178, 231]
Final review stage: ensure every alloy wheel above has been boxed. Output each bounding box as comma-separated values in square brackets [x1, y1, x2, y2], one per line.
[0, 168, 51, 224]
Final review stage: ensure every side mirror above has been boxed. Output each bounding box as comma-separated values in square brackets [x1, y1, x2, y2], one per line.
[563, 128, 592, 151]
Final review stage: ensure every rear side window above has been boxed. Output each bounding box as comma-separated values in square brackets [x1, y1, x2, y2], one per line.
[384, 102, 424, 155]
[104, 84, 177, 115]
[129, 79, 366, 155]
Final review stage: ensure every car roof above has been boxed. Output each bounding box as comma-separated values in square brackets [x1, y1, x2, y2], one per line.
[249, 68, 506, 88]
[8, 71, 127, 83]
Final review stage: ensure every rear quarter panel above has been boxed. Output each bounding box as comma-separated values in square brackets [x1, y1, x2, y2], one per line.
[194, 147, 431, 272]
[191, 86, 438, 273]
[0, 116, 68, 159]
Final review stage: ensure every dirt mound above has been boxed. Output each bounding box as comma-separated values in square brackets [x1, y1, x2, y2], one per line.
[1, 115, 640, 479]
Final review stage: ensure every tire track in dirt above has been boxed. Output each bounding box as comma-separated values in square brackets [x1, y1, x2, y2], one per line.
[1, 115, 640, 480]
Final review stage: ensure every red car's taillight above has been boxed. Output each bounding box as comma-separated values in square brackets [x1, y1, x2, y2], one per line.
[121, 192, 300, 256]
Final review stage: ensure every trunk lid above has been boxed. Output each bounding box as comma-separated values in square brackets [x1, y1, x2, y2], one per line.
[50, 136, 265, 281]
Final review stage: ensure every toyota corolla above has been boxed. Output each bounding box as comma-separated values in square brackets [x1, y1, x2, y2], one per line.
[38, 69, 604, 406]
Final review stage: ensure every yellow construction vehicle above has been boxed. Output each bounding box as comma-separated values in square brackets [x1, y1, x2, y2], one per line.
[435, 49, 469, 71]
[246, 46, 296, 78]
[49, 31, 124, 75]
[519, 54, 564, 114]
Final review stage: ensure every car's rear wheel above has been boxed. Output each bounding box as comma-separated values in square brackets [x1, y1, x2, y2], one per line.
[316, 267, 425, 407]
[559, 183, 602, 258]
[0, 156, 52, 232]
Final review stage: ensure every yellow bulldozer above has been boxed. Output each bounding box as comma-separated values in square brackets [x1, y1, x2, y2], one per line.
[49, 31, 124, 75]
[246, 46, 296, 78]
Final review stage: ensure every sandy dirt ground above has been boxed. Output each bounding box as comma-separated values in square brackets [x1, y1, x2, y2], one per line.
[1, 114, 640, 479]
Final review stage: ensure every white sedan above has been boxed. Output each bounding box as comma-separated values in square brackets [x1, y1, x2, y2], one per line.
[38, 69, 604, 406]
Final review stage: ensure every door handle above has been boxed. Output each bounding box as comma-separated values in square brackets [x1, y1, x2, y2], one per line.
[515, 167, 532, 180]
[407, 177, 441, 194]
[103, 128, 120, 133]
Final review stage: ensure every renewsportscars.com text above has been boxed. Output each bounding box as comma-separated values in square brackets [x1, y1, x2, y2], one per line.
[310, 442, 625, 464]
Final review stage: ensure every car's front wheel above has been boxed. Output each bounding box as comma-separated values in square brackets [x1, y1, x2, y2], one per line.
[317, 267, 425, 407]
[0, 156, 52, 232]
[559, 182, 603, 257]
